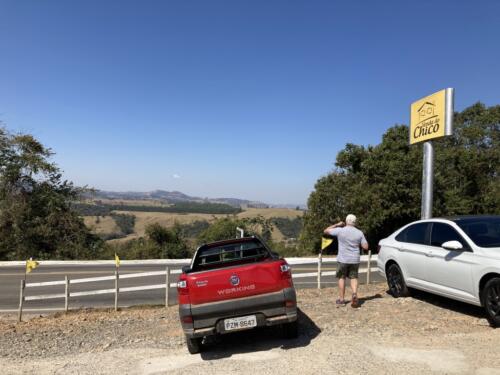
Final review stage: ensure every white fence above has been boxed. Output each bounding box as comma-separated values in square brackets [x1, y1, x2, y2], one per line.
[16, 252, 377, 322]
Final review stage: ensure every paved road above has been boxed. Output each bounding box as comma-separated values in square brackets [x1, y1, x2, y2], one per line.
[0, 261, 383, 313]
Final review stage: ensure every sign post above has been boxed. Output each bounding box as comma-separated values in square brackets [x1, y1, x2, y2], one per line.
[410, 88, 454, 219]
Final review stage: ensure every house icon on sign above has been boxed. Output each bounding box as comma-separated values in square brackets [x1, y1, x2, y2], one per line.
[417, 101, 435, 119]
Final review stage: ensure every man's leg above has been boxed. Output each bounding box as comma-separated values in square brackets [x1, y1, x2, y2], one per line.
[349, 264, 360, 308]
[350, 277, 358, 296]
[338, 277, 346, 301]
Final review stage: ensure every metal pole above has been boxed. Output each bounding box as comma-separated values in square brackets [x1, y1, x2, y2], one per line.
[236, 227, 244, 238]
[421, 141, 434, 219]
[317, 252, 322, 289]
[366, 249, 372, 285]
[65, 276, 69, 313]
[114, 270, 119, 311]
[165, 267, 169, 307]
[17, 280, 25, 323]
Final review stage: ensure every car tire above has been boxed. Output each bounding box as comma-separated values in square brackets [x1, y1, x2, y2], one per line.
[386, 263, 411, 298]
[481, 277, 500, 328]
[186, 336, 202, 354]
[282, 321, 298, 339]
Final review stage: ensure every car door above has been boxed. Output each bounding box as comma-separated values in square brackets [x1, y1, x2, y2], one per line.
[425, 222, 476, 301]
[394, 222, 431, 284]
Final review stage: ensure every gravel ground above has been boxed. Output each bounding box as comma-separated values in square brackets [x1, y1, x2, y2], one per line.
[1, 283, 499, 374]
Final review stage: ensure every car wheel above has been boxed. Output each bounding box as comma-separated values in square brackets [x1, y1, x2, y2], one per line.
[282, 321, 298, 339]
[186, 336, 202, 354]
[386, 263, 410, 298]
[482, 277, 500, 328]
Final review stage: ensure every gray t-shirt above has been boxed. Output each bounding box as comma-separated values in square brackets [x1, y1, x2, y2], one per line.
[328, 226, 368, 264]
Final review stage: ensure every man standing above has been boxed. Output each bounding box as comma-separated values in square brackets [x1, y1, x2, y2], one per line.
[324, 214, 368, 308]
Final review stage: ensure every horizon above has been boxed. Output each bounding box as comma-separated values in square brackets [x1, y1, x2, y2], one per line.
[1, 1, 500, 205]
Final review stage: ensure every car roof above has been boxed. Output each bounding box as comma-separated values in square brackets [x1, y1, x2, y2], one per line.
[439, 215, 500, 222]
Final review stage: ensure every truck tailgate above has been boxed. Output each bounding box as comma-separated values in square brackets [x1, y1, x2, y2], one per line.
[186, 259, 285, 306]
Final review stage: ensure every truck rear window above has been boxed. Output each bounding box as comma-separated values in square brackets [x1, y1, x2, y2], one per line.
[193, 240, 271, 271]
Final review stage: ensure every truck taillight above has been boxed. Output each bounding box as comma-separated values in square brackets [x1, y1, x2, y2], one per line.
[280, 263, 292, 280]
[177, 277, 189, 295]
[280, 264, 291, 273]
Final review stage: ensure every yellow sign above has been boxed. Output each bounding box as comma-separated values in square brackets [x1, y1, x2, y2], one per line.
[115, 253, 120, 268]
[410, 88, 453, 145]
[26, 258, 39, 274]
[321, 237, 333, 250]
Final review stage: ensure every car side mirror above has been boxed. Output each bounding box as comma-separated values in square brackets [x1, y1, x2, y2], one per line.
[442, 240, 463, 251]
[181, 265, 192, 274]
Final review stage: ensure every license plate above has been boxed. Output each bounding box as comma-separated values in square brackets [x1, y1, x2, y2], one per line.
[224, 315, 257, 331]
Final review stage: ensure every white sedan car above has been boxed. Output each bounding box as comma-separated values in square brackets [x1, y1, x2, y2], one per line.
[377, 215, 500, 327]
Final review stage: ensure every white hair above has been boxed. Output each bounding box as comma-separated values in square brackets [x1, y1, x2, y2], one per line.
[346, 214, 357, 225]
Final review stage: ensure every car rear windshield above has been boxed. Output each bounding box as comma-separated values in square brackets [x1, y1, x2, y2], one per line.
[454, 217, 500, 248]
[192, 239, 272, 271]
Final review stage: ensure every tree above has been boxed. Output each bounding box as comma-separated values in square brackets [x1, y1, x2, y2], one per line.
[0, 127, 102, 260]
[196, 216, 274, 245]
[145, 222, 190, 258]
[301, 103, 500, 254]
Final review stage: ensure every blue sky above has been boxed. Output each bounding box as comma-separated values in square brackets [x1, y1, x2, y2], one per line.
[1, 1, 499, 205]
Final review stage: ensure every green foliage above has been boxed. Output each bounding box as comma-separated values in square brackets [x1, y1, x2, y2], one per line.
[272, 217, 303, 238]
[196, 215, 274, 245]
[73, 201, 241, 215]
[178, 220, 210, 238]
[301, 103, 500, 254]
[110, 213, 135, 235]
[105, 222, 190, 259]
[0, 128, 103, 260]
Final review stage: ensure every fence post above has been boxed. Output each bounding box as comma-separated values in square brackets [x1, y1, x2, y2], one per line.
[64, 276, 69, 313]
[165, 266, 170, 307]
[114, 270, 119, 311]
[17, 279, 25, 323]
[366, 249, 372, 285]
[317, 252, 322, 289]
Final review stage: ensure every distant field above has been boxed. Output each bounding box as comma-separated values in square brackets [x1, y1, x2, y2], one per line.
[83, 207, 303, 243]
[83, 216, 120, 235]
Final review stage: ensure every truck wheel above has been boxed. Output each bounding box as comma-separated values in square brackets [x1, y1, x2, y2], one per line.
[186, 336, 202, 354]
[282, 321, 298, 339]
[481, 277, 500, 328]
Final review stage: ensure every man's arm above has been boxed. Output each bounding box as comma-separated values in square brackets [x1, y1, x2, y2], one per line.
[360, 233, 369, 252]
[323, 221, 345, 236]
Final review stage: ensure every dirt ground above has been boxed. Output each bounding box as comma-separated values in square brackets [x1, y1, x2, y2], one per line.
[1, 283, 499, 375]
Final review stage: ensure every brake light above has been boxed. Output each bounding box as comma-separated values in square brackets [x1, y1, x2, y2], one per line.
[285, 300, 295, 308]
[280, 264, 291, 273]
[177, 276, 189, 295]
[182, 315, 193, 324]
[280, 262, 292, 280]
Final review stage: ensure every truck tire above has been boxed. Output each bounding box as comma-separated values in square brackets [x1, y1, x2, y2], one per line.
[282, 321, 298, 339]
[186, 336, 202, 354]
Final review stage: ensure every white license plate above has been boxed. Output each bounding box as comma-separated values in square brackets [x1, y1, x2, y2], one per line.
[224, 315, 257, 331]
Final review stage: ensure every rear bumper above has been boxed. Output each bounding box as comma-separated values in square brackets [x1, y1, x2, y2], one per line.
[180, 288, 297, 338]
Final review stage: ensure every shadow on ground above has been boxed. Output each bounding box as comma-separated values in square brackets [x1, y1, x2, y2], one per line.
[199, 308, 321, 361]
[357, 293, 383, 307]
[387, 288, 485, 319]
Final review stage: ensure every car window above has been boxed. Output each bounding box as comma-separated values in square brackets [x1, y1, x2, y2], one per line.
[430, 223, 469, 250]
[395, 223, 430, 245]
[455, 217, 500, 248]
[193, 239, 271, 271]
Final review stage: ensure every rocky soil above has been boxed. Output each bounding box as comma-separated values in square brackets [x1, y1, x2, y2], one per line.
[1, 283, 499, 374]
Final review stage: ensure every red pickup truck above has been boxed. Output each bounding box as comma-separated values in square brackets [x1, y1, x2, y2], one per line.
[177, 236, 298, 353]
